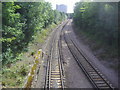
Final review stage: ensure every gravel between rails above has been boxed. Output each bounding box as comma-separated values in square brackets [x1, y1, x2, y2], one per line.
[68, 20, 118, 88]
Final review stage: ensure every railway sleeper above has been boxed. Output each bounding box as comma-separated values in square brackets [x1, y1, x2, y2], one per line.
[88, 70, 95, 72]
[92, 75, 101, 78]
[58, 86, 62, 88]
[47, 75, 60, 77]
[50, 82, 61, 84]
[51, 79, 61, 82]
[93, 78, 103, 81]
[51, 73, 60, 75]
[94, 81, 106, 84]
[90, 73, 98, 76]
[51, 78, 61, 80]
[89, 72, 97, 74]
[97, 83, 108, 87]
[51, 81, 61, 84]
[51, 71, 60, 73]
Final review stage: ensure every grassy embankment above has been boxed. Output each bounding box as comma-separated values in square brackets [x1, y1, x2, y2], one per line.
[2, 23, 58, 88]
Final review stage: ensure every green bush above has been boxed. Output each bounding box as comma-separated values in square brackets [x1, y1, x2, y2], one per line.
[73, 2, 118, 54]
[2, 2, 67, 65]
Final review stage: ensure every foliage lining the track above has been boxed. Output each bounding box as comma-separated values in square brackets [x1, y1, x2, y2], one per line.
[2, 1, 67, 65]
[1, 1, 67, 88]
[2, 19, 62, 88]
[73, 2, 118, 61]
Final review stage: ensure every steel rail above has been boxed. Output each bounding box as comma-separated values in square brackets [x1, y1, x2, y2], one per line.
[57, 20, 69, 89]
[44, 23, 62, 89]
[63, 20, 114, 89]
[44, 21, 68, 89]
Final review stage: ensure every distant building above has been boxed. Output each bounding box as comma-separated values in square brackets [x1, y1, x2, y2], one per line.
[56, 4, 67, 13]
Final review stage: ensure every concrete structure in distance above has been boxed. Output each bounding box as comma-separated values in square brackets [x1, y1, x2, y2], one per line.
[56, 4, 67, 13]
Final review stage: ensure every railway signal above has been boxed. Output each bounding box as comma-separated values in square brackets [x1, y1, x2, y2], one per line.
[80, 7, 85, 13]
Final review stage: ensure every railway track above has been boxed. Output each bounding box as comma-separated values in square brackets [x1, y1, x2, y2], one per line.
[44, 21, 68, 89]
[62, 21, 115, 89]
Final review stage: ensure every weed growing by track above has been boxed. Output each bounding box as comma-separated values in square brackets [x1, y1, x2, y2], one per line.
[2, 23, 58, 88]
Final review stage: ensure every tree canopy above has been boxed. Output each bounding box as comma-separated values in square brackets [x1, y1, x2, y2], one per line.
[2, 2, 67, 65]
[73, 2, 118, 54]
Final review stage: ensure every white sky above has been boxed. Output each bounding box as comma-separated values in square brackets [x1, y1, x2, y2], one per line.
[45, 0, 81, 13]
[44, 0, 119, 13]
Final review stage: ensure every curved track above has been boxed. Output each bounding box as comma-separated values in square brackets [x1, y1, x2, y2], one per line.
[62, 20, 114, 89]
[44, 20, 115, 89]
[44, 21, 68, 89]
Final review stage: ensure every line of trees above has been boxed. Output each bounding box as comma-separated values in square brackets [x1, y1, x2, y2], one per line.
[2, 2, 67, 65]
[73, 2, 118, 57]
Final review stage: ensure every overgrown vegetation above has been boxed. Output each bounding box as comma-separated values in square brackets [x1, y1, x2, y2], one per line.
[73, 2, 118, 60]
[2, 23, 58, 88]
[2, 64, 29, 87]
[2, 1, 67, 65]
[1, 1, 67, 87]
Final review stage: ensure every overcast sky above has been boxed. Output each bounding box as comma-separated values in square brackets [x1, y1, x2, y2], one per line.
[45, 0, 81, 13]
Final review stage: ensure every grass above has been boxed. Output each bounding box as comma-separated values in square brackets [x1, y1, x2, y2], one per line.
[2, 60, 30, 88]
[35, 23, 56, 43]
[2, 23, 58, 88]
